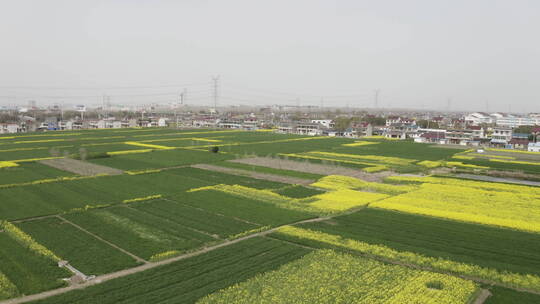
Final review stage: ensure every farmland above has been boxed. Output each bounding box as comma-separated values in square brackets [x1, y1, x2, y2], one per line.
[0, 127, 539, 303]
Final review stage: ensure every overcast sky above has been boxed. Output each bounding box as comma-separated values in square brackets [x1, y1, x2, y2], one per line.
[0, 0, 539, 112]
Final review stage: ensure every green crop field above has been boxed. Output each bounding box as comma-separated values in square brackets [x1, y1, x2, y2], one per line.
[16, 217, 141, 275]
[0, 127, 539, 303]
[0, 234, 69, 298]
[276, 208, 540, 277]
[62, 206, 216, 260]
[30, 237, 311, 304]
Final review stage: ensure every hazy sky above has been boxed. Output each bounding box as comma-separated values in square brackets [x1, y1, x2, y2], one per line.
[1, 0, 539, 112]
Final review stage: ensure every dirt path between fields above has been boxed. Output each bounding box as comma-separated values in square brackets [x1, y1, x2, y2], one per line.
[472, 289, 492, 304]
[40, 158, 124, 176]
[191, 163, 315, 185]
[230, 157, 394, 182]
[0, 216, 327, 304]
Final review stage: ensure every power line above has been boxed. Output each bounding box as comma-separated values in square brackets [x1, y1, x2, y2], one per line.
[212, 76, 220, 109]
[0, 82, 211, 90]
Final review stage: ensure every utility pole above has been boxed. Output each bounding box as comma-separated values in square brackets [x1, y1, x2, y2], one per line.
[212, 76, 219, 110]
[374, 89, 380, 108]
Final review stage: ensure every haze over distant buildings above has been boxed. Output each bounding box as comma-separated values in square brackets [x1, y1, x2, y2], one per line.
[1, 0, 539, 112]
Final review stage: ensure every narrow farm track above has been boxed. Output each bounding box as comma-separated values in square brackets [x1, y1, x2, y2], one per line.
[0, 217, 329, 304]
[472, 289, 492, 304]
[56, 215, 148, 264]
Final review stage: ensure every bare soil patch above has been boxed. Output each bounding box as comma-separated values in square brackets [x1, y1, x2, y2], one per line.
[230, 157, 393, 182]
[40, 158, 124, 176]
[192, 163, 314, 185]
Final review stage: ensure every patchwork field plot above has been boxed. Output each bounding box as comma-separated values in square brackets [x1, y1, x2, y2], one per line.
[199, 250, 479, 304]
[29, 237, 311, 304]
[62, 206, 216, 261]
[0, 127, 539, 303]
[375, 175, 540, 233]
[273, 208, 540, 289]
[129, 198, 259, 238]
[16, 217, 140, 275]
[0, 162, 75, 186]
[0, 231, 69, 299]
[176, 190, 314, 226]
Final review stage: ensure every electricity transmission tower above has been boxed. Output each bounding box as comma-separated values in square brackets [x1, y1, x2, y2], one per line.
[374, 89, 380, 108]
[212, 76, 220, 109]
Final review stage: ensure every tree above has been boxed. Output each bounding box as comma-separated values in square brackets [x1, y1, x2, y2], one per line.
[334, 117, 352, 131]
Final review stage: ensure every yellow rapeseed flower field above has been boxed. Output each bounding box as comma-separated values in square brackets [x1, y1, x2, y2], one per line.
[276, 226, 540, 292]
[373, 177, 540, 233]
[197, 249, 478, 304]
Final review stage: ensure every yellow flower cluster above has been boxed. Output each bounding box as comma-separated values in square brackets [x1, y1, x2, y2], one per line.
[124, 141, 174, 150]
[487, 148, 539, 155]
[0, 221, 61, 262]
[0, 174, 108, 189]
[276, 226, 540, 292]
[107, 149, 153, 156]
[0, 271, 18, 300]
[227, 225, 271, 240]
[311, 175, 416, 195]
[125, 169, 163, 175]
[0, 161, 19, 169]
[11, 156, 64, 163]
[14, 139, 66, 144]
[370, 182, 540, 233]
[417, 160, 444, 168]
[149, 250, 180, 262]
[198, 249, 478, 304]
[66, 204, 111, 213]
[471, 154, 515, 160]
[386, 175, 540, 195]
[489, 158, 540, 166]
[190, 137, 223, 142]
[341, 141, 380, 147]
[445, 161, 488, 169]
[122, 194, 163, 204]
[307, 151, 415, 166]
[451, 155, 475, 160]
